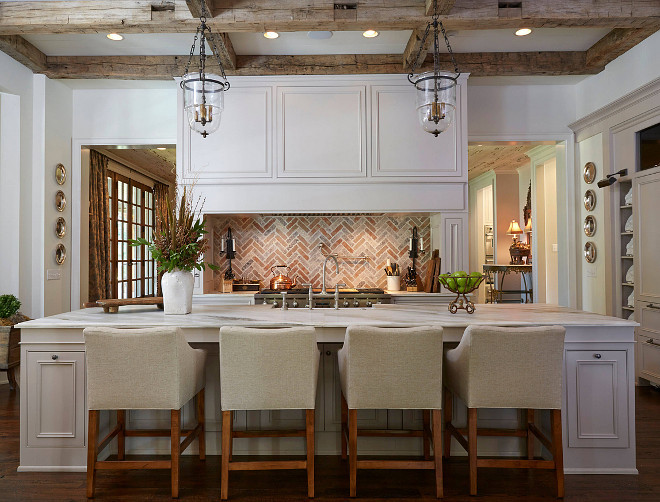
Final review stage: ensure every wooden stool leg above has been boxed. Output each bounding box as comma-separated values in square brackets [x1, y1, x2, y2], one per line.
[117, 410, 126, 461]
[306, 409, 315, 498]
[197, 389, 206, 460]
[349, 409, 357, 498]
[443, 388, 452, 459]
[171, 409, 181, 498]
[7, 366, 17, 390]
[341, 392, 348, 460]
[229, 411, 233, 461]
[468, 408, 478, 496]
[87, 410, 99, 499]
[551, 409, 565, 498]
[423, 410, 431, 460]
[432, 409, 444, 499]
[221, 411, 231, 500]
[526, 409, 535, 460]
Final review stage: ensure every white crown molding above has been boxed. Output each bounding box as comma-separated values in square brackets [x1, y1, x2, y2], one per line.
[568, 77, 660, 133]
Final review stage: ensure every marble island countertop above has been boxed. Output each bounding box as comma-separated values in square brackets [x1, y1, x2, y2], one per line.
[17, 303, 637, 330]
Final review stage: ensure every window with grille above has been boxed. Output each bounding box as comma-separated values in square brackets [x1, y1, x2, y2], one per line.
[107, 171, 157, 299]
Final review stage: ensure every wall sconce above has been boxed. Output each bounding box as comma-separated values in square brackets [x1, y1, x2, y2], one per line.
[219, 227, 236, 280]
[597, 169, 628, 188]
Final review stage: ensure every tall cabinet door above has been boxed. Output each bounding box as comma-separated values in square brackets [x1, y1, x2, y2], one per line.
[634, 172, 660, 304]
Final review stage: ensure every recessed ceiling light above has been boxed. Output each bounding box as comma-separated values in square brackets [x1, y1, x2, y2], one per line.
[106, 33, 123, 41]
[264, 31, 279, 39]
[362, 30, 379, 38]
[307, 31, 333, 40]
[156, 147, 167, 150]
[515, 28, 532, 36]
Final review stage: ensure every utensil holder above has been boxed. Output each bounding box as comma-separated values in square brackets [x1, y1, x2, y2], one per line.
[387, 275, 401, 291]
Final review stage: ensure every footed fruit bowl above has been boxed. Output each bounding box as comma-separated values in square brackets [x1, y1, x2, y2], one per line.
[438, 272, 485, 314]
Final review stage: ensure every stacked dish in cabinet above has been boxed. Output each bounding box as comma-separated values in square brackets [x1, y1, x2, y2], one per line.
[620, 180, 634, 320]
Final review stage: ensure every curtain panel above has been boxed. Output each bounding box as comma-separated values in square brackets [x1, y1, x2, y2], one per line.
[88, 150, 112, 302]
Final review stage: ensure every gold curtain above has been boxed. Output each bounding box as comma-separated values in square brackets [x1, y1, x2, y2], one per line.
[153, 182, 170, 297]
[88, 150, 112, 302]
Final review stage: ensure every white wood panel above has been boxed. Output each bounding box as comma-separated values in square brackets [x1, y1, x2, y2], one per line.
[638, 331, 660, 384]
[183, 86, 272, 180]
[565, 349, 629, 448]
[634, 172, 660, 304]
[26, 351, 85, 448]
[371, 85, 460, 178]
[277, 86, 366, 178]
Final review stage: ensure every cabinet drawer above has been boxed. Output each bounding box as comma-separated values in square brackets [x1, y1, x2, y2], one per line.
[638, 304, 660, 334]
[26, 351, 86, 448]
[565, 349, 629, 448]
[638, 331, 660, 383]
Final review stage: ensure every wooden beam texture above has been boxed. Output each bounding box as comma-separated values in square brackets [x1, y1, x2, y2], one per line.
[44, 51, 594, 79]
[0, 35, 47, 72]
[586, 26, 660, 68]
[403, 28, 431, 71]
[426, 0, 455, 16]
[0, 1, 658, 35]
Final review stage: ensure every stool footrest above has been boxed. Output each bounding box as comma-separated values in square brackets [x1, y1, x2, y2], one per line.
[233, 429, 306, 438]
[229, 460, 307, 471]
[357, 429, 425, 438]
[95, 460, 171, 470]
[457, 427, 527, 438]
[477, 459, 555, 469]
[357, 459, 435, 470]
[124, 428, 195, 437]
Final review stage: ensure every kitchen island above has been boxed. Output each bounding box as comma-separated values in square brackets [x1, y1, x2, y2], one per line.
[17, 303, 636, 475]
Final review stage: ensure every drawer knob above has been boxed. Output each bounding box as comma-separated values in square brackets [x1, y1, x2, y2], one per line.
[326, 351, 331, 356]
[51, 354, 59, 360]
[594, 353, 602, 359]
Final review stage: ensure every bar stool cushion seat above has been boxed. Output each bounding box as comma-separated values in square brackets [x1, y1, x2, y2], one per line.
[338, 325, 444, 410]
[84, 327, 206, 410]
[444, 325, 565, 409]
[219, 326, 319, 411]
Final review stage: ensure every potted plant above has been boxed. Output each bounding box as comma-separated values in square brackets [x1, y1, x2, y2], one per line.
[131, 187, 217, 315]
[0, 294, 28, 389]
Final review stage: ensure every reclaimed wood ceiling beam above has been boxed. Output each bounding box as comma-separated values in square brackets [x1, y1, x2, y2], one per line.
[0, 35, 47, 72]
[0, 1, 658, 35]
[43, 51, 595, 79]
[426, 0, 455, 17]
[403, 28, 431, 72]
[585, 25, 660, 69]
[183, 0, 236, 69]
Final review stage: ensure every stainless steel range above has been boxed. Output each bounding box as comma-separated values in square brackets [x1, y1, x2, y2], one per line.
[254, 288, 392, 309]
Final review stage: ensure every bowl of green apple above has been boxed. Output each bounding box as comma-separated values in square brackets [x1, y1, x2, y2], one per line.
[438, 271, 484, 314]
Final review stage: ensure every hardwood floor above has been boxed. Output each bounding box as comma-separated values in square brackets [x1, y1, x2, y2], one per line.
[2, 384, 660, 500]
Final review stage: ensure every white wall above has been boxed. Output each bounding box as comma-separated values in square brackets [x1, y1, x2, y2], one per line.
[575, 31, 660, 120]
[0, 51, 34, 316]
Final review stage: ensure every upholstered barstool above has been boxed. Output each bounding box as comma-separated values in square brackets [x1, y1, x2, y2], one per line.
[219, 326, 319, 499]
[338, 325, 444, 498]
[443, 325, 566, 497]
[84, 327, 207, 499]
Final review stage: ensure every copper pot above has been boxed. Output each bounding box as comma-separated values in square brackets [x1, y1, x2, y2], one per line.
[269, 265, 297, 290]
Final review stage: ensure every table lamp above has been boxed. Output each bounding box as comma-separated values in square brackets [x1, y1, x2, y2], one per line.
[507, 220, 528, 265]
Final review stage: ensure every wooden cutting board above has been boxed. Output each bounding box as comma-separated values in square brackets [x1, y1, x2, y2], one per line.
[95, 297, 164, 313]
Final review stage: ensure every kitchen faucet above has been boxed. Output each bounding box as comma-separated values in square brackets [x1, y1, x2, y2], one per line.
[321, 254, 339, 295]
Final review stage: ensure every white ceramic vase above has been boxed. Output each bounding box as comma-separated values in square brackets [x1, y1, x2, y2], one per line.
[161, 269, 194, 315]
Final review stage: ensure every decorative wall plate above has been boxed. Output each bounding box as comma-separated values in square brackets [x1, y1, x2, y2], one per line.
[584, 215, 597, 237]
[584, 189, 596, 211]
[55, 190, 66, 212]
[55, 217, 66, 238]
[584, 241, 597, 263]
[55, 243, 67, 265]
[583, 162, 596, 184]
[55, 163, 66, 185]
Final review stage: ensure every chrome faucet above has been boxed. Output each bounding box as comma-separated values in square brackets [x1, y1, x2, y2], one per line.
[334, 283, 347, 310]
[321, 254, 339, 295]
[301, 283, 314, 310]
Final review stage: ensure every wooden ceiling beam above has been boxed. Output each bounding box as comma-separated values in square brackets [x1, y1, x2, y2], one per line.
[43, 51, 596, 79]
[183, 0, 236, 69]
[0, 1, 658, 34]
[585, 25, 660, 69]
[403, 28, 431, 71]
[184, 0, 214, 19]
[426, 0, 455, 17]
[0, 35, 47, 72]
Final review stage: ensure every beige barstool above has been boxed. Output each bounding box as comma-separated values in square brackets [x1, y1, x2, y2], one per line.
[84, 327, 207, 499]
[219, 326, 319, 499]
[443, 325, 566, 498]
[338, 325, 444, 498]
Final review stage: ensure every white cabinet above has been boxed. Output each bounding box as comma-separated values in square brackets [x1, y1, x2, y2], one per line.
[637, 331, 660, 384]
[371, 85, 462, 178]
[634, 172, 660, 304]
[277, 86, 367, 178]
[26, 350, 86, 448]
[565, 349, 630, 448]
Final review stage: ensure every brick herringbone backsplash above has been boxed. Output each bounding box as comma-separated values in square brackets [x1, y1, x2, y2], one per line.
[206, 214, 431, 291]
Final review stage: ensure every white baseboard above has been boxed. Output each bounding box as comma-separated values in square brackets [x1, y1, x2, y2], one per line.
[17, 466, 87, 472]
[564, 468, 639, 475]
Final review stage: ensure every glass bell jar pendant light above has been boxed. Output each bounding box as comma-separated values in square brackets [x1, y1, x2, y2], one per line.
[407, 0, 460, 137]
[180, 2, 230, 138]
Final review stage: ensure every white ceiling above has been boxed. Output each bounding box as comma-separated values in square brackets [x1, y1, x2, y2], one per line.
[24, 27, 610, 57]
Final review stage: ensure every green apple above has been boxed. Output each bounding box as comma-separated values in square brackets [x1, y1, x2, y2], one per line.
[456, 277, 468, 293]
[445, 277, 457, 291]
[452, 271, 468, 278]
